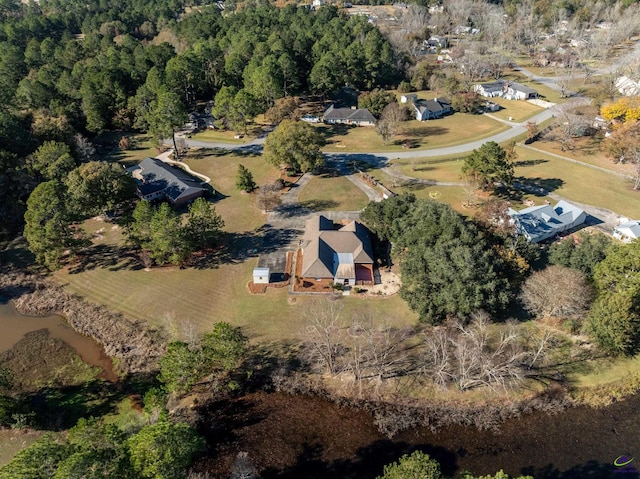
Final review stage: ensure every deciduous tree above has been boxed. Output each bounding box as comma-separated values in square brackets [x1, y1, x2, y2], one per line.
[376, 451, 442, 479]
[358, 89, 396, 119]
[27, 141, 76, 181]
[263, 119, 324, 173]
[65, 161, 137, 217]
[520, 265, 593, 319]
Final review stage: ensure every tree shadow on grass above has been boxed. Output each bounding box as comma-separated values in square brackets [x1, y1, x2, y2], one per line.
[271, 202, 312, 219]
[298, 199, 339, 211]
[401, 180, 428, 191]
[192, 148, 260, 159]
[68, 244, 142, 274]
[27, 379, 128, 431]
[513, 177, 565, 196]
[192, 226, 302, 269]
[402, 125, 450, 139]
[514, 159, 549, 167]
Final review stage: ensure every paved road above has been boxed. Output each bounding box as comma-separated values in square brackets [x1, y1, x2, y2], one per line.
[179, 107, 557, 163]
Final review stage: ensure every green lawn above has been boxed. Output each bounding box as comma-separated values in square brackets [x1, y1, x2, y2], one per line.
[182, 149, 281, 233]
[393, 158, 464, 183]
[513, 146, 640, 218]
[189, 129, 254, 144]
[525, 137, 637, 177]
[487, 97, 544, 123]
[55, 259, 417, 342]
[94, 133, 158, 166]
[297, 175, 369, 211]
[318, 114, 508, 152]
[54, 148, 418, 342]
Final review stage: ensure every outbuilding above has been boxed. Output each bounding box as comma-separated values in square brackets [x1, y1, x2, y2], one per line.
[253, 268, 271, 284]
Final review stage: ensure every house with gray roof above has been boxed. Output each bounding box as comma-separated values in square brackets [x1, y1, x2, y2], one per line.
[323, 105, 376, 126]
[130, 157, 208, 208]
[474, 80, 538, 100]
[508, 200, 587, 243]
[301, 215, 374, 286]
[613, 220, 640, 243]
[412, 97, 453, 121]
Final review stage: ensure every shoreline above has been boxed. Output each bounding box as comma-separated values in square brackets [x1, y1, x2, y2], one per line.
[0, 270, 166, 376]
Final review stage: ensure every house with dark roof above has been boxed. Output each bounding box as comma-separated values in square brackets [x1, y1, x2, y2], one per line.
[508, 200, 587, 243]
[412, 97, 452, 121]
[130, 157, 208, 208]
[301, 215, 375, 286]
[323, 105, 376, 126]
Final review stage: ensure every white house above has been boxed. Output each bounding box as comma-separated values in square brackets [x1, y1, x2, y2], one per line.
[615, 76, 640, 97]
[323, 105, 376, 126]
[405, 97, 452, 121]
[474, 80, 538, 100]
[508, 200, 587, 243]
[613, 220, 640, 243]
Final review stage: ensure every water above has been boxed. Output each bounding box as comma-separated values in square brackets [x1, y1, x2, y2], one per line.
[0, 297, 117, 382]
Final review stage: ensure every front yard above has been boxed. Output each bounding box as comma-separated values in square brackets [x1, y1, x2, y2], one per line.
[297, 175, 369, 212]
[317, 114, 509, 152]
[486, 97, 544, 123]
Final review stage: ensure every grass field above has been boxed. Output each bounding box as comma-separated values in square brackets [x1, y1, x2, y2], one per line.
[318, 114, 508, 152]
[487, 97, 544, 123]
[394, 158, 464, 183]
[297, 175, 369, 211]
[182, 149, 281, 232]
[94, 133, 158, 165]
[55, 260, 417, 342]
[513, 146, 640, 217]
[54, 146, 418, 342]
[526, 137, 638, 177]
[189, 129, 254, 144]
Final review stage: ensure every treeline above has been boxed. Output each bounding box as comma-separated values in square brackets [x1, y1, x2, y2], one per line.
[358, 194, 640, 358]
[0, 0, 399, 242]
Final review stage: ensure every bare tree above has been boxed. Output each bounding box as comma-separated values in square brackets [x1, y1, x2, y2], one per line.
[554, 100, 592, 151]
[420, 313, 551, 392]
[229, 452, 260, 479]
[302, 299, 345, 375]
[376, 103, 406, 145]
[603, 122, 640, 190]
[520, 265, 593, 319]
[256, 184, 282, 213]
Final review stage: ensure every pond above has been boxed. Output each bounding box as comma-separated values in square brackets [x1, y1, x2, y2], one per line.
[0, 297, 117, 382]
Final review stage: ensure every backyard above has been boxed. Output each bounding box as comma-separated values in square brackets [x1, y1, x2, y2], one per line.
[52, 146, 417, 343]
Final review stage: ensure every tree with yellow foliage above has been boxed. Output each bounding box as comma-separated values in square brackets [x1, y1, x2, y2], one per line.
[600, 96, 640, 124]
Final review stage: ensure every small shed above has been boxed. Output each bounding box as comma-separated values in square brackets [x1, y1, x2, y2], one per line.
[253, 268, 270, 284]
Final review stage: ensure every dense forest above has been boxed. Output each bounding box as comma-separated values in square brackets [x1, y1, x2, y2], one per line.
[0, 0, 397, 242]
